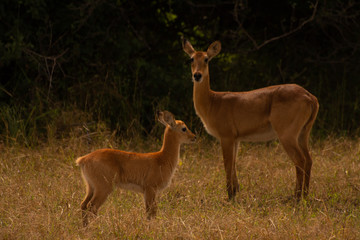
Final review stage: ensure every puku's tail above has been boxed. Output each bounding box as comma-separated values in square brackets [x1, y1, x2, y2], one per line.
[304, 93, 319, 133]
[76, 156, 86, 166]
[298, 93, 319, 148]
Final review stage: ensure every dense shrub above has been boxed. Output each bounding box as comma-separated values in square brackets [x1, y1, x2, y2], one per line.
[1, 0, 359, 144]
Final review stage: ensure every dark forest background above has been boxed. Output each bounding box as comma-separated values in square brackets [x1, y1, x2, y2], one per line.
[1, 0, 359, 145]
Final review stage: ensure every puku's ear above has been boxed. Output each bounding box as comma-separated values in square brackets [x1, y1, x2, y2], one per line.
[182, 37, 196, 57]
[207, 41, 221, 61]
[158, 110, 176, 128]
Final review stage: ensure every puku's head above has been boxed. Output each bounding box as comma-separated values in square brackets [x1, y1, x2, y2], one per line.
[157, 110, 196, 144]
[182, 38, 221, 83]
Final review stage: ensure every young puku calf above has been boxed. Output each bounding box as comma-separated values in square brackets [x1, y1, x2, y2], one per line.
[76, 111, 196, 226]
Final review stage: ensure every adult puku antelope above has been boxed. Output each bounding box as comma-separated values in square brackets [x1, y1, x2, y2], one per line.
[76, 111, 196, 226]
[182, 39, 319, 200]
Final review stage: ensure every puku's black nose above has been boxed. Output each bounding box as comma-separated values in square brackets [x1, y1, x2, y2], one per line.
[194, 72, 202, 82]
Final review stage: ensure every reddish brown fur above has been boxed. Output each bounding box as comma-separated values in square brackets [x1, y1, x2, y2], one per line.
[182, 39, 319, 200]
[76, 111, 196, 226]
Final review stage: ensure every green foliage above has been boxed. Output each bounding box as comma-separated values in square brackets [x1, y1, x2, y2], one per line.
[0, 102, 59, 146]
[0, 0, 360, 144]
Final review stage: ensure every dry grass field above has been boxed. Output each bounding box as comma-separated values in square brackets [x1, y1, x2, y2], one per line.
[1, 130, 359, 239]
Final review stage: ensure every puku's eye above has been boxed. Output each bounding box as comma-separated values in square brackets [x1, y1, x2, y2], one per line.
[190, 58, 194, 63]
[204, 58, 209, 63]
[182, 127, 187, 132]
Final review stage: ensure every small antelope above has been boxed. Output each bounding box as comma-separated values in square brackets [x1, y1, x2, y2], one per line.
[76, 111, 196, 226]
[182, 39, 319, 200]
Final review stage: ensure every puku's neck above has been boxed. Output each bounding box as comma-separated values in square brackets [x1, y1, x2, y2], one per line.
[159, 127, 181, 167]
[193, 74, 212, 117]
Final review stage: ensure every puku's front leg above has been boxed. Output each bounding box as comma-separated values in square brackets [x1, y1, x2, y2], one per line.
[221, 138, 239, 200]
[144, 187, 158, 219]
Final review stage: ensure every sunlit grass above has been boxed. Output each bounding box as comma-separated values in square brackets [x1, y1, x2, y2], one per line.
[0, 134, 359, 239]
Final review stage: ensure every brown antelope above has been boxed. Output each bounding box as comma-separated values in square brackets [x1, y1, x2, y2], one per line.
[76, 111, 196, 226]
[182, 39, 319, 200]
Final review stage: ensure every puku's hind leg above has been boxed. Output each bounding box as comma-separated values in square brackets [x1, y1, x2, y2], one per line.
[297, 123, 316, 198]
[271, 101, 312, 199]
[81, 183, 94, 227]
[83, 185, 112, 226]
[87, 186, 112, 214]
[278, 135, 308, 199]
